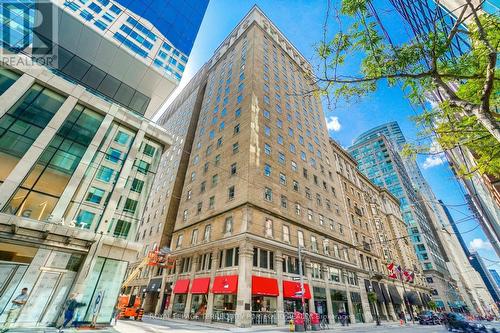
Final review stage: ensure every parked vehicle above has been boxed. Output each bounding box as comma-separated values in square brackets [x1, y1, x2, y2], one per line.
[443, 312, 487, 332]
[418, 310, 441, 325]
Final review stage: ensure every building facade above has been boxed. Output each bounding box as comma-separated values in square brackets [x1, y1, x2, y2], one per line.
[131, 6, 432, 328]
[350, 121, 496, 315]
[125, 65, 210, 314]
[0, 0, 206, 328]
[348, 132, 465, 311]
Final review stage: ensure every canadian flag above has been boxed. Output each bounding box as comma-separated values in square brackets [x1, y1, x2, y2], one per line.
[387, 263, 397, 279]
[387, 263, 394, 271]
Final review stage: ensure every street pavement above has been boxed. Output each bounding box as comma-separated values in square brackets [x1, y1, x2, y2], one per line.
[112, 317, 500, 333]
[3, 319, 499, 333]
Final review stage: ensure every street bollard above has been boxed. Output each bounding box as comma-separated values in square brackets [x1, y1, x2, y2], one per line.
[294, 311, 305, 332]
[310, 312, 320, 331]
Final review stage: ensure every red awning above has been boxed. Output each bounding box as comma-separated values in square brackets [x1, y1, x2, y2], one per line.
[212, 275, 238, 294]
[191, 277, 210, 294]
[252, 276, 279, 296]
[282, 280, 311, 299]
[172, 279, 190, 294]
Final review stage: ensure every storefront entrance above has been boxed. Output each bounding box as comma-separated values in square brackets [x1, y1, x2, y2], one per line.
[0, 244, 83, 327]
[283, 280, 311, 323]
[171, 279, 190, 317]
[251, 276, 279, 325]
[313, 287, 328, 323]
[190, 294, 207, 321]
[330, 289, 349, 324]
[189, 277, 210, 321]
[172, 294, 187, 316]
[350, 292, 364, 323]
[212, 275, 238, 324]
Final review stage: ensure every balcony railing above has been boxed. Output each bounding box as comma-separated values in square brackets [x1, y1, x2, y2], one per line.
[251, 311, 277, 325]
[212, 309, 235, 324]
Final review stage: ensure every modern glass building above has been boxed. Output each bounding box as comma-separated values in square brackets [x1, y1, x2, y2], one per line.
[386, 0, 500, 258]
[348, 129, 460, 309]
[0, 0, 209, 329]
[1, 0, 209, 118]
[59, 0, 209, 81]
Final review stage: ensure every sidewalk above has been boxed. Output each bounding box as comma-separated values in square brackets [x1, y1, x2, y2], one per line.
[144, 316, 419, 333]
[2, 326, 120, 333]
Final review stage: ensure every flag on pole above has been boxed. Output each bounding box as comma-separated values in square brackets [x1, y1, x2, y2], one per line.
[387, 262, 397, 279]
[387, 262, 394, 271]
[395, 266, 403, 280]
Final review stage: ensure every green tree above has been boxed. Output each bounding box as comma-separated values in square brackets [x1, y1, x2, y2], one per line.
[314, 0, 499, 176]
[367, 291, 378, 303]
[427, 300, 438, 311]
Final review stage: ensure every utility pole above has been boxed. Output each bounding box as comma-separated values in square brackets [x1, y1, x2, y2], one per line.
[298, 245, 307, 331]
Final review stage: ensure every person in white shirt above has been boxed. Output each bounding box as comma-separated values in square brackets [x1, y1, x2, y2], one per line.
[1, 288, 29, 333]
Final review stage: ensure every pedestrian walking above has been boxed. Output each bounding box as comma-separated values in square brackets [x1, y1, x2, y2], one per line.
[58, 293, 86, 332]
[399, 311, 406, 326]
[0, 287, 29, 333]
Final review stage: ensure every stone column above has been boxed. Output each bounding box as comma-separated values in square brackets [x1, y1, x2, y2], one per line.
[275, 250, 285, 326]
[304, 258, 314, 312]
[323, 268, 334, 324]
[358, 278, 373, 323]
[183, 256, 199, 319]
[165, 258, 181, 317]
[385, 297, 397, 321]
[155, 269, 167, 315]
[378, 300, 388, 321]
[344, 275, 356, 324]
[204, 250, 219, 324]
[235, 243, 253, 327]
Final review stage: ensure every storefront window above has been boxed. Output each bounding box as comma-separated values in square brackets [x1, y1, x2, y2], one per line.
[213, 294, 236, 324]
[252, 296, 277, 325]
[189, 294, 207, 320]
[172, 294, 187, 316]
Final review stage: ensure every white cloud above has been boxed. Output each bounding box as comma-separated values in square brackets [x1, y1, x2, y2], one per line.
[422, 155, 445, 169]
[326, 116, 341, 132]
[422, 140, 445, 169]
[469, 238, 493, 251]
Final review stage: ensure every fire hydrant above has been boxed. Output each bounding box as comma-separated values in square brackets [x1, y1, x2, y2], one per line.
[289, 319, 295, 332]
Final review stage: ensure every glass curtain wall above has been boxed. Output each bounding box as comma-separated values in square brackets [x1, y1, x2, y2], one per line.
[5, 105, 103, 221]
[0, 67, 20, 95]
[0, 84, 65, 185]
[107, 137, 162, 240]
[64, 122, 136, 232]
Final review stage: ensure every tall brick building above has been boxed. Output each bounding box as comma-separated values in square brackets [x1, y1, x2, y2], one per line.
[128, 6, 431, 327]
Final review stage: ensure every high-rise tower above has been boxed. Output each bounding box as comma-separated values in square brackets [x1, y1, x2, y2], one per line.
[136, 6, 431, 328]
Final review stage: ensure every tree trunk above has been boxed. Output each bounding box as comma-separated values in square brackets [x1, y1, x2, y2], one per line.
[471, 107, 500, 143]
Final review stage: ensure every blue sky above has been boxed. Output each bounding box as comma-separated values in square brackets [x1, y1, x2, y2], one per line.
[161, 0, 499, 271]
